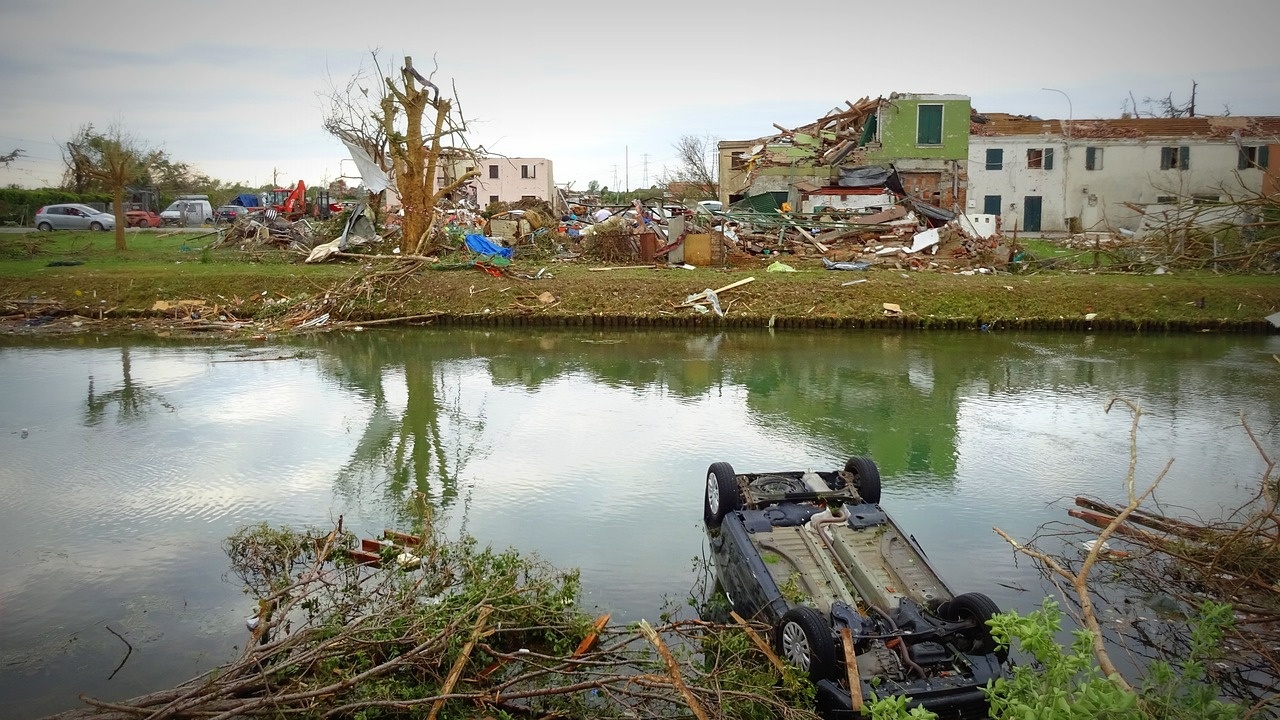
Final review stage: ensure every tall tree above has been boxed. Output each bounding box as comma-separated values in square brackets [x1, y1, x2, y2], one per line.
[63, 124, 161, 250]
[1, 148, 23, 168]
[324, 53, 481, 254]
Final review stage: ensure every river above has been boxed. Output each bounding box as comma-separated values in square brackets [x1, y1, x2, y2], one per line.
[1, 328, 1277, 718]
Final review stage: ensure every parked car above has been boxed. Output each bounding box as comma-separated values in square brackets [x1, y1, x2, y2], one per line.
[703, 458, 1007, 719]
[126, 210, 161, 228]
[216, 205, 253, 223]
[34, 204, 116, 231]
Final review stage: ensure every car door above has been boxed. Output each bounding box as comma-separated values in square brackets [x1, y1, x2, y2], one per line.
[51, 207, 77, 230]
[64, 207, 90, 230]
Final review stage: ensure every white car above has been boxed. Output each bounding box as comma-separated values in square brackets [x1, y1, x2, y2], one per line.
[35, 204, 116, 231]
[695, 200, 725, 216]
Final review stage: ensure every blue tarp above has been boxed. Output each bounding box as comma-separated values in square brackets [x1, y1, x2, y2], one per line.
[231, 193, 260, 208]
[465, 233, 512, 259]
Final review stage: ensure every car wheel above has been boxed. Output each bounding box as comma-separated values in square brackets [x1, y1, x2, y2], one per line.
[703, 461, 743, 529]
[843, 456, 881, 504]
[37, 222, 53, 231]
[776, 606, 837, 681]
[937, 592, 1004, 659]
[89, 221, 104, 231]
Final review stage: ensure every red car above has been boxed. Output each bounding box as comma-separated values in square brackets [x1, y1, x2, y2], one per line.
[126, 210, 162, 228]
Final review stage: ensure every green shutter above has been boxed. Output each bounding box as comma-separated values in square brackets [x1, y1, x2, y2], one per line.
[985, 148, 1003, 170]
[1180, 146, 1190, 170]
[1238, 148, 1250, 170]
[1044, 148, 1054, 170]
[1086, 147, 1097, 170]
[858, 114, 877, 147]
[1261, 146, 1271, 168]
[917, 105, 943, 145]
[1161, 147, 1173, 170]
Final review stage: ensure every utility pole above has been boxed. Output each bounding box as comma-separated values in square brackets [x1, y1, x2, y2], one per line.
[625, 146, 629, 194]
[642, 153, 649, 187]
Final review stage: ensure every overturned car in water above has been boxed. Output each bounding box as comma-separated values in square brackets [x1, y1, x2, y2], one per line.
[703, 458, 1007, 719]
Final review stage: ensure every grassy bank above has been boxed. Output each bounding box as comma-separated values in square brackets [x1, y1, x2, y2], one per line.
[2, 230, 1278, 333]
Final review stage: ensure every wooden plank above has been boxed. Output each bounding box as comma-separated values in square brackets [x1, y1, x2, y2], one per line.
[841, 627, 864, 712]
[677, 276, 755, 307]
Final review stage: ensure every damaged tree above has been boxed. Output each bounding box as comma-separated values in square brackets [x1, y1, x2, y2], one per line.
[323, 54, 481, 255]
[62, 123, 160, 251]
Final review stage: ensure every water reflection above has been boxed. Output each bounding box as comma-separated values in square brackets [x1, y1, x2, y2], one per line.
[0, 328, 1277, 719]
[85, 347, 173, 425]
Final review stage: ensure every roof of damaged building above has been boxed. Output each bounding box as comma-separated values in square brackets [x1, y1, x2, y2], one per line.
[971, 112, 1280, 140]
[731, 95, 887, 166]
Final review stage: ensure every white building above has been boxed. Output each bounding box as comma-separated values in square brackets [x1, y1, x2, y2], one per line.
[467, 157, 555, 208]
[967, 114, 1279, 234]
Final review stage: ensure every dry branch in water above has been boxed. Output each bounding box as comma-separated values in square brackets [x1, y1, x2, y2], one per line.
[995, 399, 1280, 712]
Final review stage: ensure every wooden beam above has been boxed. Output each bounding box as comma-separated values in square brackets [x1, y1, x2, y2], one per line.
[840, 627, 864, 712]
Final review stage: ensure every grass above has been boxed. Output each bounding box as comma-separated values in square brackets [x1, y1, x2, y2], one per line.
[2, 230, 1278, 332]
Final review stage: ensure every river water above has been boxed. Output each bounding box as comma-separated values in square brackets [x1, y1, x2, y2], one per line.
[1, 328, 1277, 718]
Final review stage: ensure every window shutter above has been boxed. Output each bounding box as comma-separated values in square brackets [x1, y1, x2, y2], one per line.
[985, 148, 1003, 170]
[1260, 146, 1271, 169]
[917, 105, 943, 145]
[1238, 148, 1250, 170]
[1044, 148, 1054, 170]
[1086, 147, 1095, 170]
[1160, 147, 1173, 170]
[1179, 146, 1190, 170]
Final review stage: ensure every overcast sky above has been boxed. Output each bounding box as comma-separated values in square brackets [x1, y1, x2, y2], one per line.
[2, 0, 1277, 194]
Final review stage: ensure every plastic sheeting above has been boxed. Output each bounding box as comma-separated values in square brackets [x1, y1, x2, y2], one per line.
[465, 233, 513, 259]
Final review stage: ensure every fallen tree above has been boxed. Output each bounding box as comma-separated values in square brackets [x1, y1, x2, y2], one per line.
[46, 518, 819, 720]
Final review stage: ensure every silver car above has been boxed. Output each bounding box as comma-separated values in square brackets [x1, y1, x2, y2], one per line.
[35, 204, 117, 231]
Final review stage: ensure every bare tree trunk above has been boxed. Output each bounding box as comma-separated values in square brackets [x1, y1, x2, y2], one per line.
[113, 183, 127, 250]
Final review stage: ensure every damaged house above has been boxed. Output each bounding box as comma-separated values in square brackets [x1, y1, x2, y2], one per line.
[717, 93, 970, 214]
[967, 113, 1280, 234]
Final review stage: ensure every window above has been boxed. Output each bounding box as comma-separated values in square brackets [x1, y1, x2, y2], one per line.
[982, 195, 1002, 215]
[1160, 146, 1190, 170]
[1085, 146, 1103, 170]
[489, 195, 499, 205]
[916, 104, 943, 145]
[1155, 195, 1177, 204]
[1238, 146, 1270, 170]
[984, 148, 1003, 170]
[1027, 148, 1054, 170]
[465, 166, 474, 173]
[488, 164, 499, 179]
[1193, 194, 1220, 205]
[521, 164, 535, 179]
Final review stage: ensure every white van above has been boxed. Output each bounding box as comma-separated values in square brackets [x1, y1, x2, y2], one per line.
[160, 196, 214, 226]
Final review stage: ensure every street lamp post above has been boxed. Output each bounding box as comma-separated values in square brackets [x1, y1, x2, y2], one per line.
[1043, 88, 1074, 233]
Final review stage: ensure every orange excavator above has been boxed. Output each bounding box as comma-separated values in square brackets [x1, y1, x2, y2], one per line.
[263, 181, 346, 220]
[264, 181, 308, 220]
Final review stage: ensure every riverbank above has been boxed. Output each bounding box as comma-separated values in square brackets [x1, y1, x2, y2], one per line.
[2, 230, 1278, 335]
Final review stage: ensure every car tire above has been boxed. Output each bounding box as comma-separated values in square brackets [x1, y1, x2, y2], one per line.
[937, 592, 1004, 658]
[843, 456, 881, 504]
[37, 222, 53, 231]
[776, 606, 837, 681]
[703, 462, 742, 529]
[90, 221, 104, 231]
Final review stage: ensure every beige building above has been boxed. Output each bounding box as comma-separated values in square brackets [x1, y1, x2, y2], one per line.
[466, 157, 555, 208]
